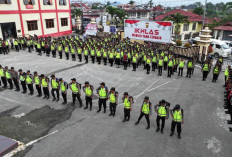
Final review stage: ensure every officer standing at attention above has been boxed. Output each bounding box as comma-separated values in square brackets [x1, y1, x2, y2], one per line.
[122, 92, 133, 122]
[158, 57, 163, 76]
[212, 63, 220, 83]
[18, 69, 27, 94]
[26, 70, 34, 95]
[135, 96, 152, 129]
[5, 66, 13, 89]
[59, 78, 68, 105]
[69, 78, 83, 107]
[108, 87, 118, 117]
[41, 74, 50, 99]
[170, 104, 184, 139]
[202, 60, 210, 81]
[51, 74, 60, 102]
[11, 67, 20, 91]
[155, 99, 170, 133]
[0, 65, 7, 88]
[186, 58, 193, 78]
[178, 58, 185, 77]
[224, 65, 230, 86]
[167, 58, 174, 78]
[97, 82, 108, 113]
[83, 81, 94, 110]
[132, 53, 137, 71]
[34, 71, 42, 97]
[146, 56, 151, 74]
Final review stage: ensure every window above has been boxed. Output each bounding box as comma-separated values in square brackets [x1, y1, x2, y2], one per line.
[23, 0, 35, 5]
[141, 12, 147, 17]
[27, 21, 38, 31]
[0, 0, 11, 4]
[215, 44, 221, 49]
[183, 24, 189, 32]
[61, 18, 68, 26]
[129, 12, 136, 17]
[192, 23, 196, 31]
[46, 19, 54, 28]
[43, 0, 52, 5]
[59, 0, 66, 5]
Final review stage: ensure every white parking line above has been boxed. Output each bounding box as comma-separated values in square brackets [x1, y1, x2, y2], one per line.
[147, 79, 176, 92]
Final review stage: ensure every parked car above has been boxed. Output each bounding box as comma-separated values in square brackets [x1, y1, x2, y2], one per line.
[210, 39, 231, 58]
[225, 41, 232, 54]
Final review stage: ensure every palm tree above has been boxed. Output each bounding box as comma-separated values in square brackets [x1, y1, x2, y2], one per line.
[71, 9, 83, 18]
[128, 0, 135, 6]
[148, 0, 153, 8]
[115, 9, 128, 26]
[167, 13, 189, 41]
[106, 6, 118, 23]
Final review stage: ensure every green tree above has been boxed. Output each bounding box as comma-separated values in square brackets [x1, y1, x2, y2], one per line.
[115, 9, 128, 26]
[193, 7, 204, 15]
[194, 2, 203, 8]
[106, 6, 118, 23]
[148, 0, 153, 8]
[71, 9, 83, 18]
[128, 0, 135, 5]
[166, 13, 189, 41]
[92, 4, 99, 9]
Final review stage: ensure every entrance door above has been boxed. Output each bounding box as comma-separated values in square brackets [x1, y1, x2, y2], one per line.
[1, 22, 17, 40]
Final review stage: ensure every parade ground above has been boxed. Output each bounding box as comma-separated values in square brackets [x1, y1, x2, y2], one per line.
[1, 50, 232, 157]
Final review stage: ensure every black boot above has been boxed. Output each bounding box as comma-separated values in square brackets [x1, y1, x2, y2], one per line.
[170, 132, 174, 136]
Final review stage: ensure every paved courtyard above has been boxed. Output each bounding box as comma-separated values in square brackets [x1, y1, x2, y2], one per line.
[0, 50, 232, 157]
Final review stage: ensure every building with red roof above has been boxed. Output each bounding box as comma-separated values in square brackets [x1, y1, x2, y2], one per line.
[213, 23, 232, 41]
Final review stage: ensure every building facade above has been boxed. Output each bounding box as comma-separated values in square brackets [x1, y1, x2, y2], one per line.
[213, 23, 232, 41]
[0, 0, 72, 39]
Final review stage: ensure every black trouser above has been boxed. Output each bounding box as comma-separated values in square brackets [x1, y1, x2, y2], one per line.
[38, 49, 42, 55]
[91, 56, 95, 63]
[27, 84, 34, 94]
[15, 45, 19, 52]
[137, 112, 150, 126]
[168, 67, 172, 77]
[78, 54, 82, 62]
[72, 54, 76, 61]
[132, 63, 136, 71]
[21, 81, 27, 92]
[51, 88, 59, 99]
[128, 59, 131, 67]
[158, 66, 162, 75]
[156, 116, 165, 129]
[152, 62, 156, 71]
[13, 78, 20, 90]
[178, 68, 183, 76]
[103, 58, 107, 65]
[97, 57, 101, 64]
[43, 87, 49, 97]
[52, 50, 56, 57]
[213, 74, 219, 82]
[2, 47, 6, 55]
[124, 108, 131, 120]
[65, 53, 69, 60]
[30, 44, 33, 51]
[146, 64, 150, 74]
[36, 85, 42, 96]
[98, 98, 107, 111]
[143, 61, 146, 69]
[123, 61, 127, 69]
[85, 96, 92, 109]
[164, 62, 168, 70]
[186, 68, 192, 77]
[171, 121, 181, 135]
[110, 103, 117, 115]
[62, 92, 67, 103]
[28, 46, 31, 52]
[72, 93, 82, 106]
[59, 51, 62, 59]
[19, 44, 22, 50]
[116, 59, 120, 67]
[203, 71, 208, 80]
[7, 79, 13, 89]
[85, 56, 88, 63]
[42, 46, 45, 53]
[35, 45, 37, 51]
[109, 59, 114, 66]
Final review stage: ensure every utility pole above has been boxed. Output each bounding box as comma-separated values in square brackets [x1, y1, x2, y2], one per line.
[202, 0, 207, 29]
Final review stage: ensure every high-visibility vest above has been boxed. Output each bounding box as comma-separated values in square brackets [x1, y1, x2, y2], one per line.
[51, 45, 55, 51]
[20, 75, 25, 81]
[173, 110, 182, 122]
[65, 47, 69, 53]
[158, 60, 163, 66]
[158, 106, 167, 117]
[27, 41, 30, 46]
[175, 59, 179, 65]
[5, 71, 11, 79]
[71, 48, 75, 54]
[26, 75, 33, 84]
[179, 61, 184, 68]
[34, 76, 40, 85]
[85, 86, 92, 96]
[109, 53, 114, 59]
[41, 42, 45, 47]
[110, 93, 116, 103]
[203, 64, 209, 71]
[14, 41, 18, 45]
[71, 83, 79, 93]
[91, 50, 95, 56]
[103, 52, 107, 58]
[78, 48, 82, 54]
[128, 53, 131, 59]
[58, 46, 62, 52]
[61, 82, 66, 92]
[168, 60, 173, 67]
[132, 56, 137, 63]
[42, 79, 48, 87]
[120, 52, 123, 58]
[124, 98, 131, 109]
[0, 69, 4, 77]
[84, 50, 88, 56]
[99, 87, 107, 99]
[143, 55, 147, 61]
[188, 62, 193, 68]
[52, 79, 58, 89]
[5, 41, 9, 46]
[146, 58, 151, 64]
[37, 44, 41, 49]
[225, 68, 229, 76]
[97, 51, 101, 57]
[161, 52, 164, 57]
[142, 102, 150, 114]
[164, 56, 168, 62]
[214, 67, 219, 74]
[116, 53, 120, 59]
[152, 56, 157, 63]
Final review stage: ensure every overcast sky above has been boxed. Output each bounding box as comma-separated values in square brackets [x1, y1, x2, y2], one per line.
[81, 0, 232, 7]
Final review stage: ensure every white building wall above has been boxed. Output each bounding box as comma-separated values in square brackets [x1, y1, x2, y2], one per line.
[41, 1, 56, 10]
[0, 1, 18, 11]
[20, 0, 39, 11]
[22, 13, 42, 36]
[58, 12, 70, 32]
[41, 13, 58, 35]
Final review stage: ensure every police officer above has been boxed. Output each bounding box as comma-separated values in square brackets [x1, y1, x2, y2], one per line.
[132, 53, 137, 71]
[59, 78, 68, 105]
[186, 58, 193, 78]
[155, 99, 170, 133]
[178, 58, 185, 77]
[41, 74, 50, 99]
[224, 65, 230, 86]
[0, 65, 7, 88]
[14, 39, 19, 52]
[212, 63, 220, 83]
[11, 67, 20, 91]
[170, 104, 184, 139]
[26, 70, 34, 95]
[18, 69, 27, 94]
[97, 82, 108, 113]
[83, 81, 94, 110]
[158, 57, 163, 76]
[202, 60, 210, 81]
[135, 96, 152, 129]
[122, 92, 133, 122]
[51, 74, 60, 102]
[167, 58, 174, 77]
[146, 56, 151, 74]
[108, 87, 118, 117]
[34, 71, 42, 97]
[69, 78, 82, 107]
[5, 66, 13, 89]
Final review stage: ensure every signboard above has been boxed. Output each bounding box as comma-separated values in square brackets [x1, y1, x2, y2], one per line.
[110, 25, 116, 34]
[26, 5, 34, 9]
[124, 20, 173, 43]
[85, 23, 98, 36]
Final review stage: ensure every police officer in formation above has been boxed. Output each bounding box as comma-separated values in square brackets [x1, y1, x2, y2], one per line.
[97, 82, 108, 113]
[108, 87, 118, 117]
[69, 78, 82, 107]
[51, 74, 60, 102]
[170, 104, 184, 139]
[83, 81, 94, 110]
[122, 92, 133, 122]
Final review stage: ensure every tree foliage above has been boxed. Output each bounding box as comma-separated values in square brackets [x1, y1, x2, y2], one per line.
[193, 7, 204, 15]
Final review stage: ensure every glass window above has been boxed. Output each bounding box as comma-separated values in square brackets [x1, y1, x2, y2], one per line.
[27, 21, 38, 31]
[61, 18, 68, 26]
[59, 0, 66, 5]
[46, 19, 54, 28]
[0, 0, 11, 4]
[43, 0, 52, 5]
[183, 24, 189, 32]
[192, 23, 196, 31]
[24, 0, 35, 5]
[215, 44, 221, 49]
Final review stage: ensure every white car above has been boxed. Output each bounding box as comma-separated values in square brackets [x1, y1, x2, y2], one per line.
[210, 39, 231, 58]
